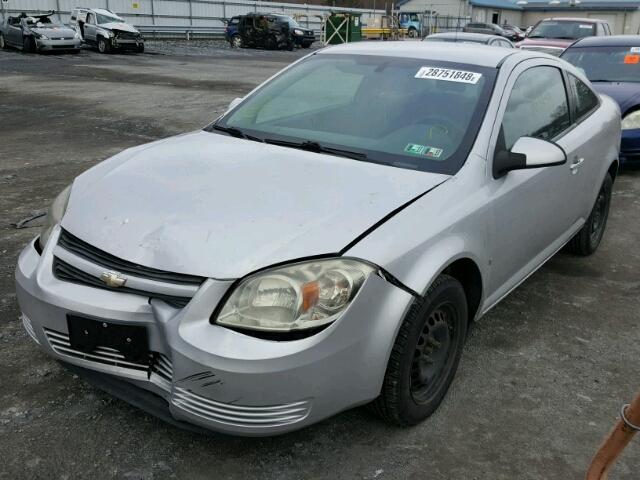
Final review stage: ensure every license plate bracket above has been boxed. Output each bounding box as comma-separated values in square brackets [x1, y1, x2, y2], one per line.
[67, 315, 149, 364]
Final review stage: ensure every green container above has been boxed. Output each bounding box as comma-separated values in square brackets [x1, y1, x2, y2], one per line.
[326, 13, 362, 44]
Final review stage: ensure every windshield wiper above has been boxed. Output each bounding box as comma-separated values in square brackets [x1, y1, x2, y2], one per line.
[264, 138, 368, 161]
[210, 124, 263, 142]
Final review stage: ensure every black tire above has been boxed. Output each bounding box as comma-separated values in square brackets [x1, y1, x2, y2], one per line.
[97, 37, 111, 54]
[407, 27, 418, 38]
[230, 34, 242, 48]
[301, 42, 312, 49]
[370, 274, 468, 426]
[22, 36, 36, 53]
[568, 172, 613, 256]
[136, 43, 144, 53]
[0, 33, 7, 50]
[265, 35, 277, 50]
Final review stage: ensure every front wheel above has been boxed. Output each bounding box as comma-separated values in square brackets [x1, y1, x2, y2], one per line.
[231, 34, 242, 48]
[301, 42, 312, 49]
[0, 33, 7, 50]
[97, 37, 111, 54]
[22, 36, 36, 53]
[568, 172, 613, 256]
[136, 43, 144, 53]
[370, 274, 468, 426]
[407, 27, 418, 38]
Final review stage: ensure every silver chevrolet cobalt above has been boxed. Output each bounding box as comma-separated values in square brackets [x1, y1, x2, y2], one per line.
[16, 42, 620, 435]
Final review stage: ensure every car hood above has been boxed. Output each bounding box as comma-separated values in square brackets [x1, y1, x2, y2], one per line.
[62, 131, 449, 279]
[590, 82, 640, 115]
[99, 22, 139, 33]
[32, 26, 76, 36]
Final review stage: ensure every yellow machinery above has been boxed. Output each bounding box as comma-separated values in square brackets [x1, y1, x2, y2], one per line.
[362, 15, 405, 41]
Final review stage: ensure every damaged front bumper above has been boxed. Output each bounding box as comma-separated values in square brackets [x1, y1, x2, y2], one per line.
[35, 38, 82, 51]
[15, 226, 413, 436]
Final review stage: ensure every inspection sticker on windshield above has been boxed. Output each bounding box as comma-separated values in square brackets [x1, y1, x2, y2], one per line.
[415, 67, 482, 84]
[405, 143, 443, 159]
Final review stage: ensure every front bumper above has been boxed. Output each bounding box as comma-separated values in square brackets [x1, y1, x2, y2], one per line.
[35, 38, 82, 51]
[15, 227, 413, 436]
[620, 130, 640, 165]
[111, 37, 144, 50]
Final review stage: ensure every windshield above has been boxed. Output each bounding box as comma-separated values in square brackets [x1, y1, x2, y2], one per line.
[213, 54, 496, 174]
[529, 20, 595, 39]
[562, 46, 640, 83]
[97, 13, 123, 24]
[279, 16, 300, 28]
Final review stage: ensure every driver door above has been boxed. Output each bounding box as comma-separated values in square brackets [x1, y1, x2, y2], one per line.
[7, 19, 23, 46]
[84, 13, 97, 43]
[484, 61, 584, 307]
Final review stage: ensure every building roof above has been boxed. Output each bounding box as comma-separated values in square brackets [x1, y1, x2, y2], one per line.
[469, 0, 640, 11]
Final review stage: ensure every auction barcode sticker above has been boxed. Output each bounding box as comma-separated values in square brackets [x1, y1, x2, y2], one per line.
[415, 67, 482, 84]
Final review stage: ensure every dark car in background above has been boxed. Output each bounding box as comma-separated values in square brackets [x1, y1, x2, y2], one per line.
[501, 24, 525, 42]
[562, 35, 640, 166]
[0, 11, 81, 53]
[424, 32, 514, 48]
[463, 22, 513, 40]
[233, 13, 314, 49]
[518, 17, 611, 56]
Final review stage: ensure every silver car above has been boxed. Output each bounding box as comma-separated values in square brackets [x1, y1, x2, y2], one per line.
[0, 12, 81, 53]
[15, 42, 620, 436]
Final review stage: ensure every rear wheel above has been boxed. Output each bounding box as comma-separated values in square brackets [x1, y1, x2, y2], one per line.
[568, 172, 613, 256]
[370, 274, 468, 426]
[265, 35, 277, 50]
[97, 37, 111, 54]
[301, 42, 312, 49]
[0, 33, 7, 50]
[407, 27, 418, 38]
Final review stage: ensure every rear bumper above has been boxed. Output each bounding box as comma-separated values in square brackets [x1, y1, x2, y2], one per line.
[15, 226, 413, 436]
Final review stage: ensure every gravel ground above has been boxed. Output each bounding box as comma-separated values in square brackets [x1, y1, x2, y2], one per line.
[0, 42, 639, 480]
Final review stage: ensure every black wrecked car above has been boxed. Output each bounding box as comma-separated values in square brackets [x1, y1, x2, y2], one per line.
[237, 13, 314, 50]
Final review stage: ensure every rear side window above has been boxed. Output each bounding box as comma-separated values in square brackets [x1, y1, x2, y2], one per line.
[501, 66, 571, 150]
[568, 74, 599, 120]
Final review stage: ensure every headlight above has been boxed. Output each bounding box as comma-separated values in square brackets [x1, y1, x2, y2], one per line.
[294, 29, 304, 35]
[622, 110, 640, 130]
[38, 184, 72, 250]
[215, 259, 375, 333]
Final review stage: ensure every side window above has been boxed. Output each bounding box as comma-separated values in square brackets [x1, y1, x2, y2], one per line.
[500, 66, 571, 151]
[86, 14, 94, 24]
[568, 74, 599, 120]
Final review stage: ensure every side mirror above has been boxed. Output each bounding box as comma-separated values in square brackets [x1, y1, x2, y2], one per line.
[227, 97, 242, 111]
[493, 136, 566, 179]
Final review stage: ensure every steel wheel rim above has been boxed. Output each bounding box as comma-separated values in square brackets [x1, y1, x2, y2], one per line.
[98, 40, 105, 52]
[410, 303, 456, 405]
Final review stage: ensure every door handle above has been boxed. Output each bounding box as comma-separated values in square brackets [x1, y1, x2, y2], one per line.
[570, 157, 584, 174]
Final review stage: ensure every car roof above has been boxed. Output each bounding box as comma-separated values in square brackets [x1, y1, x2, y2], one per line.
[427, 32, 499, 42]
[90, 8, 120, 16]
[570, 35, 640, 48]
[543, 17, 603, 23]
[319, 41, 537, 68]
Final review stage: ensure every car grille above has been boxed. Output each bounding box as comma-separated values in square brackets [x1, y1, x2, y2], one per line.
[58, 229, 203, 285]
[44, 327, 173, 392]
[53, 257, 193, 308]
[54, 229, 204, 308]
[171, 386, 312, 428]
[115, 31, 139, 40]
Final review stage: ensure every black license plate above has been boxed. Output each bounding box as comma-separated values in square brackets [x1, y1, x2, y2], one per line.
[67, 315, 149, 364]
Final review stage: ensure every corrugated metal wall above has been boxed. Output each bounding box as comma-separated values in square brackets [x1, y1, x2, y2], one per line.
[0, 0, 381, 30]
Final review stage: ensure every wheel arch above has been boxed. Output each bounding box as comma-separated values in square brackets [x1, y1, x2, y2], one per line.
[608, 159, 619, 183]
[441, 258, 483, 324]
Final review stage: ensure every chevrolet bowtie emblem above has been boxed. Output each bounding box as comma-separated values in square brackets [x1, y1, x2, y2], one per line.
[100, 271, 127, 288]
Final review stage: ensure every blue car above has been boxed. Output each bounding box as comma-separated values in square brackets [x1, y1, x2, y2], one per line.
[562, 36, 640, 166]
[225, 16, 241, 47]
